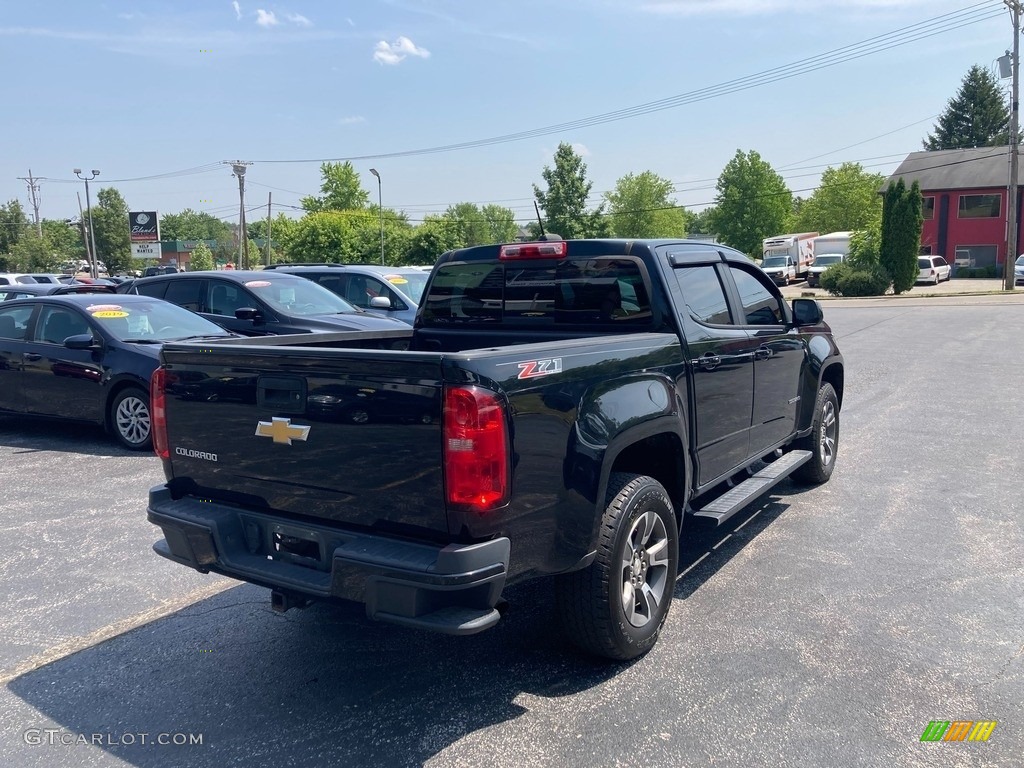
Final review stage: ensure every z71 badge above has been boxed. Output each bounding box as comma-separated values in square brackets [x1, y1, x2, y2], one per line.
[517, 358, 563, 379]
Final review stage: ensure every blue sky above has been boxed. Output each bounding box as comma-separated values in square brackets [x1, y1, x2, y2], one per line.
[0, 1, 1013, 229]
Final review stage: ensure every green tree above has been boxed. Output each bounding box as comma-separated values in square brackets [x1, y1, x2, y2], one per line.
[40, 219, 86, 263]
[533, 143, 606, 239]
[405, 216, 462, 265]
[442, 202, 493, 247]
[796, 163, 885, 234]
[248, 213, 299, 261]
[301, 162, 370, 212]
[0, 200, 28, 256]
[879, 178, 923, 294]
[160, 209, 234, 246]
[89, 187, 131, 275]
[847, 224, 881, 270]
[924, 64, 1012, 150]
[604, 171, 688, 238]
[710, 150, 791, 257]
[189, 240, 215, 271]
[689, 206, 718, 237]
[480, 204, 519, 244]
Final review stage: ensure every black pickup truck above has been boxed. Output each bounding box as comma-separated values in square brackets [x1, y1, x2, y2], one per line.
[147, 239, 844, 660]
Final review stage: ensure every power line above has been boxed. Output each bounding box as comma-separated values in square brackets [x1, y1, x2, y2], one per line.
[251, 3, 1003, 164]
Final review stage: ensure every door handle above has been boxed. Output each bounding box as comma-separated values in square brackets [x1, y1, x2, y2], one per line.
[753, 346, 772, 361]
[697, 353, 721, 371]
[24, 353, 42, 361]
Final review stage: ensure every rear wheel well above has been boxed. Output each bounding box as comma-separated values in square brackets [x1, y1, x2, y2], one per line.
[609, 433, 686, 524]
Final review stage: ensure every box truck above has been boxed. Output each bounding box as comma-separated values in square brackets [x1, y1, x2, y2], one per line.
[807, 232, 852, 287]
[762, 232, 818, 283]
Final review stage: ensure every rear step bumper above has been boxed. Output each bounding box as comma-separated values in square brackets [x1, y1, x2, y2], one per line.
[147, 485, 510, 636]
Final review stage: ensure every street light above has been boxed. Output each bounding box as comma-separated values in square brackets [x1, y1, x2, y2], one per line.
[74, 168, 100, 278]
[369, 168, 384, 265]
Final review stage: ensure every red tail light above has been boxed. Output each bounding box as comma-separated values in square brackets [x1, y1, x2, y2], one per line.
[499, 241, 567, 260]
[443, 386, 509, 511]
[151, 368, 169, 460]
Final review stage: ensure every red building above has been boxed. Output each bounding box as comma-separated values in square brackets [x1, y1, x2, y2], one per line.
[887, 146, 1019, 271]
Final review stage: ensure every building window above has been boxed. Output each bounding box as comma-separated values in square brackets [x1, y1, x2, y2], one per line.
[957, 194, 1001, 219]
[919, 244, 932, 255]
[922, 196, 935, 220]
[953, 245, 998, 269]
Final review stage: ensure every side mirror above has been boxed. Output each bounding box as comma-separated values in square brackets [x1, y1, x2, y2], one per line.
[369, 296, 392, 310]
[235, 307, 264, 324]
[64, 334, 101, 350]
[791, 298, 823, 326]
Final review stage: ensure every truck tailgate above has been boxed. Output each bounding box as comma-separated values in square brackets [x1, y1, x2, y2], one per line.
[159, 344, 448, 538]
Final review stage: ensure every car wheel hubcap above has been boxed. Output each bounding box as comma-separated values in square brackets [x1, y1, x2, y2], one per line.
[620, 509, 670, 628]
[820, 400, 837, 466]
[116, 396, 150, 445]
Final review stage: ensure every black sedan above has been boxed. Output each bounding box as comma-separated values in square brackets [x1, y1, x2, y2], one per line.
[0, 283, 117, 301]
[117, 270, 407, 335]
[0, 294, 234, 450]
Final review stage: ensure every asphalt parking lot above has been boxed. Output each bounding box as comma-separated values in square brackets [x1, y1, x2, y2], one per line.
[1, 294, 1022, 767]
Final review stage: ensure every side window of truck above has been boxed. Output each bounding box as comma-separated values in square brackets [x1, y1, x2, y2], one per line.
[729, 266, 785, 326]
[674, 265, 732, 325]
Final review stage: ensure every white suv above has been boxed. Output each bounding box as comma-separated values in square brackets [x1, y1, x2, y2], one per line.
[917, 256, 951, 285]
[0, 273, 39, 286]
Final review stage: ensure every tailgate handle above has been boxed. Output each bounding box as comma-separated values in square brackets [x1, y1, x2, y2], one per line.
[257, 375, 306, 414]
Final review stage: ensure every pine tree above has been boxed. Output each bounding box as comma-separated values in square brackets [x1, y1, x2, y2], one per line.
[923, 65, 1011, 150]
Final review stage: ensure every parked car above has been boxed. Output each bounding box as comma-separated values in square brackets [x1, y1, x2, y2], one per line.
[142, 266, 182, 277]
[806, 254, 845, 288]
[117, 270, 408, 336]
[1015, 254, 1024, 286]
[0, 283, 116, 302]
[0, 294, 235, 449]
[0, 273, 39, 286]
[267, 265, 429, 325]
[25, 274, 75, 285]
[760, 255, 798, 285]
[917, 256, 951, 285]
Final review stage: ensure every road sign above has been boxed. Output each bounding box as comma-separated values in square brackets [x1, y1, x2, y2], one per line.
[131, 242, 162, 260]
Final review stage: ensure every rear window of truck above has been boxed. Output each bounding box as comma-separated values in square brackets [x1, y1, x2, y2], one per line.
[421, 257, 652, 328]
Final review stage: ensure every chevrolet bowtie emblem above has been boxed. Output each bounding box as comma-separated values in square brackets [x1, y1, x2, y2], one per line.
[255, 417, 311, 445]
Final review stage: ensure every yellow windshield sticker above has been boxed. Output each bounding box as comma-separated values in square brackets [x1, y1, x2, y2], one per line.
[92, 310, 129, 319]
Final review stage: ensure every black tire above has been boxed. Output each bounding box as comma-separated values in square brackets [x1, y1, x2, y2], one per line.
[110, 386, 152, 451]
[792, 383, 839, 485]
[556, 473, 679, 661]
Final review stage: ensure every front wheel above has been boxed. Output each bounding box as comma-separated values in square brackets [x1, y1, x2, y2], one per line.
[792, 382, 839, 484]
[556, 473, 679, 661]
[110, 386, 152, 451]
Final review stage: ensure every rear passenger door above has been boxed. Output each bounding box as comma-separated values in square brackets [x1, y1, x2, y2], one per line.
[723, 264, 805, 456]
[665, 251, 755, 487]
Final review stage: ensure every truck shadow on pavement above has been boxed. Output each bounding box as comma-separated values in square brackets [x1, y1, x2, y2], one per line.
[7, 490, 797, 768]
[7, 578, 623, 768]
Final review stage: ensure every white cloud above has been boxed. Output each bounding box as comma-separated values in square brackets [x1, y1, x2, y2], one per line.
[338, 116, 365, 125]
[572, 143, 591, 157]
[232, 1, 241, 20]
[255, 9, 278, 27]
[346, 17, 355, 27]
[373, 35, 430, 66]
[286, 13, 312, 26]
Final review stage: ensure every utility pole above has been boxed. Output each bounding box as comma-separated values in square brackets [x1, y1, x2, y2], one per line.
[266, 192, 272, 267]
[76, 191, 92, 273]
[17, 170, 42, 237]
[74, 169, 101, 279]
[1005, 0, 1021, 291]
[229, 161, 252, 268]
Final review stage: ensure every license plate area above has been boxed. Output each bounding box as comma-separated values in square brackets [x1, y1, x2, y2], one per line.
[271, 524, 324, 570]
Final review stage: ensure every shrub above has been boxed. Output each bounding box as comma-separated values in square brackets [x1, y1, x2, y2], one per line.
[819, 262, 890, 296]
[956, 266, 998, 278]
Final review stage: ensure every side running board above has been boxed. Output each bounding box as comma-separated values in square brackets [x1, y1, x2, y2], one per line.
[691, 450, 812, 526]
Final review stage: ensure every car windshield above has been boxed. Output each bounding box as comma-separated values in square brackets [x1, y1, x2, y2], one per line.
[243, 277, 359, 316]
[382, 272, 429, 303]
[87, 299, 233, 342]
[762, 257, 787, 268]
[814, 255, 843, 266]
[1016, 255, 1024, 267]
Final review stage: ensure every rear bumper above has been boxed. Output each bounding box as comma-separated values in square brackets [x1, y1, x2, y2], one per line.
[147, 485, 510, 635]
